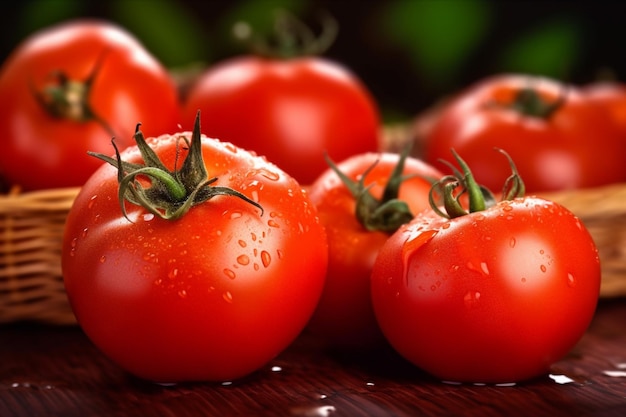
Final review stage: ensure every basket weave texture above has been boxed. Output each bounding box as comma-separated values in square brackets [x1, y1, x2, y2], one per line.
[0, 187, 80, 324]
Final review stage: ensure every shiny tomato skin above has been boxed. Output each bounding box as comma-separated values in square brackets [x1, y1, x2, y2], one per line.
[0, 20, 181, 190]
[371, 197, 601, 383]
[182, 56, 380, 185]
[305, 152, 442, 349]
[423, 74, 626, 193]
[62, 133, 328, 383]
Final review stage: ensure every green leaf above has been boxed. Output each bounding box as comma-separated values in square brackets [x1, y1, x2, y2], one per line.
[381, 0, 491, 89]
[496, 17, 581, 79]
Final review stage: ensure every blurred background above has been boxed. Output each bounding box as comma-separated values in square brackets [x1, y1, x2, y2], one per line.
[2, 0, 626, 124]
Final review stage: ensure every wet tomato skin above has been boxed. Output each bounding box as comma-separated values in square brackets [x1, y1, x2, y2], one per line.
[371, 197, 601, 383]
[62, 132, 328, 383]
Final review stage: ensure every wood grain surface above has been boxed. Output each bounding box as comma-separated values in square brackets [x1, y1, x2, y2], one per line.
[1, 298, 625, 417]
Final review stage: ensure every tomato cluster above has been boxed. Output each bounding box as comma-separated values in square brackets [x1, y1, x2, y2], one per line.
[1, 18, 608, 385]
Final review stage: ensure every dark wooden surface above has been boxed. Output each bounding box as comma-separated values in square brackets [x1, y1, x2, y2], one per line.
[1, 298, 626, 417]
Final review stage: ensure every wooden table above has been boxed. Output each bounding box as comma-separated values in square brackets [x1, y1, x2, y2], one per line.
[1, 298, 625, 417]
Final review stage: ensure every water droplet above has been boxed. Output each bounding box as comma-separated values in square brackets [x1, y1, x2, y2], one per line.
[603, 370, 626, 377]
[223, 269, 236, 279]
[88, 195, 97, 209]
[251, 190, 259, 202]
[509, 237, 516, 248]
[223, 291, 233, 303]
[178, 289, 187, 298]
[540, 265, 547, 273]
[81, 228, 89, 238]
[99, 255, 106, 263]
[143, 213, 155, 222]
[168, 268, 179, 279]
[260, 251, 271, 268]
[271, 366, 282, 372]
[291, 405, 336, 417]
[567, 273, 576, 288]
[549, 374, 576, 384]
[521, 277, 527, 283]
[237, 255, 250, 266]
[251, 233, 257, 241]
[268, 219, 280, 228]
[464, 291, 481, 308]
[441, 222, 451, 230]
[276, 249, 283, 259]
[238, 240, 247, 248]
[228, 210, 242, 219]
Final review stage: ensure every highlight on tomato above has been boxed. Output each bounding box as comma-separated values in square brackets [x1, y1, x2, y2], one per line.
[422, 73, 626, 193]
[305, 146, 442, 350]
[371, 148, 601, 384]
[0, 19, 182, 191]
[181, 10, 380, 185]
[61, 112, 328, 383]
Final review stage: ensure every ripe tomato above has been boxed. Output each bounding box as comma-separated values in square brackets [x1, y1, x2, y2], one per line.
[583, 81, 626, 133]
[61, 113, 328, 383]
[305, 147, 442, 350]
[423, 74, 626, 193]
[371, 150, 601, 383]
[181, 55, 380, 185]
[0, 19, 181, 191]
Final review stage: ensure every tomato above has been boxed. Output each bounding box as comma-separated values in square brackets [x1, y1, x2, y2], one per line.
[181, 55, 380, 185]
[61, 113, 328, 383]
[0, 19, 182, 191]
[583, 81, 626, 133]
[371, 149, 601, 384]
[305, 147, 442, 349]
[423, 73, 626, 193]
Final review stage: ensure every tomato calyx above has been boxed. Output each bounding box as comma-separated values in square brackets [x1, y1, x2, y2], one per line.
[430, 148, 525, 219]
[488, 85, 568, 119]
[235, 9, 338, 58]
[326, 145, 418, 233]
[30, 51, 115, 136]
[89, 111, 264, 222]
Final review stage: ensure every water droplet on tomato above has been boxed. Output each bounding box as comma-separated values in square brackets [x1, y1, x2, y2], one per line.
[268, 219, 280, 228]
[261, 251, 271, 268]
[99, 255, 106, 263]
[178, 289, 187, 298]
[540, 264, 547, 273]
[228, 210, 243, 219]
[88, 195, 97, 209]
[223, 291, 233, 303]
[143, 213, 154, 222]
[509, 237, 516, 248]
[237, 240, 247, 248]
[237, 255, 250, 266]
[276, 249, 283, 259]
[251, 190, 259, 203]
[168, 268, 179, 279]
[567, 273, 576, 288]
[223, 268, 236, 279]
[81, 228, 89, 238]
[464, 291, 481, 308]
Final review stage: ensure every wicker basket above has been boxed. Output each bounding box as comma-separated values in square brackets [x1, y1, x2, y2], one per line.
[0, 187, 80, 325]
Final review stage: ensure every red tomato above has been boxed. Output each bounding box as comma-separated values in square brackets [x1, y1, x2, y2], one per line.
[0, 19, 182, 191]
[181, 55, 380, 185]
[423, 74, 626, 193]
[61, 114, 328, 383]
[583, 81, 626, 133]
[305, 148, 442, 349]
[371, 150, 601, 383]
